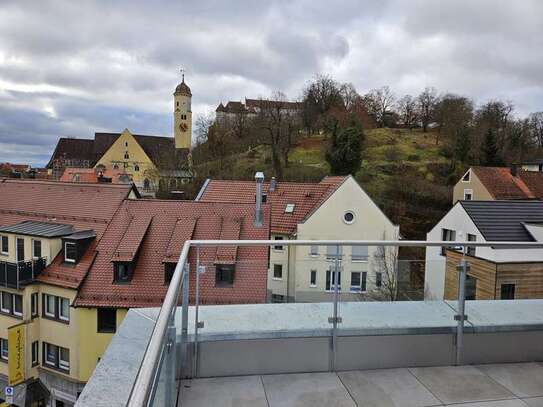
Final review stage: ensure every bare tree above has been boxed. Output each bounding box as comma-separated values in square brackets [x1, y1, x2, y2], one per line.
[397, 94, 418, 130]
[302, 74, 344, 133]
[369, 231, 400, 301]
[255, 91, 301, 179]
[417, 87, 438, 133]
[194, 113, 214, 146]
[529, 112, 543, 147]
[363, 86, 395, 127]
[339, 82, 361, 112]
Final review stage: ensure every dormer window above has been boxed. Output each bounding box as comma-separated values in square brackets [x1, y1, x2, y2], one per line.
[62, 230, 96, 265]
[114, 262, 133, 284]
[72, 174, 80, 182]
[64, 242, 77, 263]
[164, 263, 176, 284]
[215, 264, 235, 287]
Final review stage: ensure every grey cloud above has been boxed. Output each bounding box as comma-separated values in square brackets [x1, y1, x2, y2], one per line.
[0, 0, 542, 166]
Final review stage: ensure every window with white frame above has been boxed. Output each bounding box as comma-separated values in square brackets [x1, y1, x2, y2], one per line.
[43, 342, 69, 372]
[350, 272, 361, 291]
[0, 235, 8, 255]
[273, 236, 284, 250]
[32, 340, 39, 366]
[310, 270, 317, 287]
[0, 338, 7, 361]
[325, 269, 341, 291]
[0, 291, 22, 317]
[43, 294, 70, 323]
[31, 292, 38, 318]
[351, 246, 369, 261]
[375, 272, 383, 288]
[32, 239, 42, 258]
[64, 242, 76, 263]
[361, 272, 367, 291]
[309, 245, 319, 256]
[441, 228, 456, 256]
[273, 264, 283, 279]
[464, 189, 473, 200]
[467, 234, 477, 256]
[284, 203, 295, 213]
[326, 245, 343, 260]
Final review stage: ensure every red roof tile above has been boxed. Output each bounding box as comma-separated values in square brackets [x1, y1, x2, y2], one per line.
[198, 176, 347, 234]
[59, 167, 129, 184]
[215, 218, 242, 264]
[74, 200, 271, 308]
[0, 179, 134, 288]
[163, 217, 197, 263]
[111, 214, 153, 262]
[472, 167, 539, 200]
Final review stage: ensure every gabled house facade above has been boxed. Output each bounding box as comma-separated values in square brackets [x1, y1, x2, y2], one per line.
[198, 174, 399, 302]
[452, 166, 543, 204]
[425, 200, 543, 300]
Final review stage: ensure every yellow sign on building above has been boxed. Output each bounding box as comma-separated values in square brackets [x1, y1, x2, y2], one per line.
[8, 322, 25, 386]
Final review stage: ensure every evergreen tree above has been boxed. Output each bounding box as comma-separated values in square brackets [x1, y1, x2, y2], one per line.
[325, 116, 363, 175]
[482, 128, 502, 166]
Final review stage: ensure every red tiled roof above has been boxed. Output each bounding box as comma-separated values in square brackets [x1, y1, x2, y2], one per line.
[198, 176, 347, 235]
[59, 167, 129, 184]
[111, 214, 152, 262]
[74, 200, 271, 308]
[472, 167, 537, 200]
[0, 179, 134, 288]
[518, 171, 543, 199]
[163, 217, 197, 263]
[215, 218, 242, 264]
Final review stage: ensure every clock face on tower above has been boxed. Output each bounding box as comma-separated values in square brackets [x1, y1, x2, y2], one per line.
[179, 123, 188, 132]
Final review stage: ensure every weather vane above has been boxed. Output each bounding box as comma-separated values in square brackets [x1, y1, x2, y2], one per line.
[180, 67, 185, 82]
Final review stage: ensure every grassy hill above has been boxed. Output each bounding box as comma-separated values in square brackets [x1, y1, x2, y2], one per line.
[193, 128, 455, 240]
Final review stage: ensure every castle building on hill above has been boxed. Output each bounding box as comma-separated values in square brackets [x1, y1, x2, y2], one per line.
[47, 77, 194, 195]
[215, 98, 302, 124]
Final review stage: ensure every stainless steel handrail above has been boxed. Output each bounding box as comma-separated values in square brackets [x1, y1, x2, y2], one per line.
[126, 239, 543, 406]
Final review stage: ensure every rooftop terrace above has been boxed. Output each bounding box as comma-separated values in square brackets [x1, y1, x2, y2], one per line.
[75, 239, 543, 407]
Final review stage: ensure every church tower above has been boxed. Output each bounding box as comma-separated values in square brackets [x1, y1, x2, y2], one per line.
[173, 73, 192, 149]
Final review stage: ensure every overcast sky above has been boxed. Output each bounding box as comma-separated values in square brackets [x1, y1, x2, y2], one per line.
[0, 0, 542, 166]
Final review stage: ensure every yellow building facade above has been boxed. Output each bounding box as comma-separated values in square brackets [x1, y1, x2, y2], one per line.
[0, 230, 128, 406]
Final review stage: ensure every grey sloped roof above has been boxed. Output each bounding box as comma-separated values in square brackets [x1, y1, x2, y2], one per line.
[0, 221, 74, 237]
[459, 200, 543, 242]
[64, 230, 96, 240]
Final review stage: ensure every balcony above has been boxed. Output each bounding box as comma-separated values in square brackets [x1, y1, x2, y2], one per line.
[75, 240, 543, 407]
[0, 257, 47, 289]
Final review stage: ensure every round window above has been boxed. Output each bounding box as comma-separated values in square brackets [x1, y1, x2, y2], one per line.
[343, 211, 355, 224]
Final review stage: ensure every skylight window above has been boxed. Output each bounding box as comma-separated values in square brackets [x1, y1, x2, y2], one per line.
[285, 203, 295, 213]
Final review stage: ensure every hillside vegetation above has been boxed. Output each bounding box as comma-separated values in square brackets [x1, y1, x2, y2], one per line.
[193, 128, 453, 240]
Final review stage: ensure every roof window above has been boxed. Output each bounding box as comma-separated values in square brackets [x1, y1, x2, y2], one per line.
[285, 203, 295, 213]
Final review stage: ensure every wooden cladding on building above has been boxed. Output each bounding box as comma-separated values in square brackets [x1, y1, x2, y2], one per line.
[444, 249, 543, 300]
[444, 250, 497, 300]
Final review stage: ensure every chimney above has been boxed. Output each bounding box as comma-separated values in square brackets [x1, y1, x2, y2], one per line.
[254, 171, 264, 227]
[511, 164, 518, 177]
[269, 177, 277, 192]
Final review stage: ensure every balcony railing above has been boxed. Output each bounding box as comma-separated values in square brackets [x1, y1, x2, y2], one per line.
[0, 257, 47, 289]
[109, 239, 543, 407]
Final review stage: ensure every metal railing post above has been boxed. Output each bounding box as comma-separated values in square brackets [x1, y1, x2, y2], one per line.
[181, 262, 190, 376]
[193, 247, 201, 378]
[329, 245, 341, 371]
[165, 312, 176, 407]
[455, 256, 469, 365]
